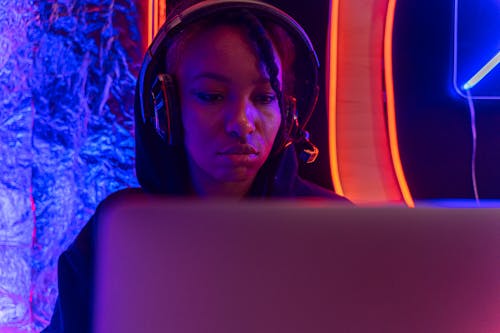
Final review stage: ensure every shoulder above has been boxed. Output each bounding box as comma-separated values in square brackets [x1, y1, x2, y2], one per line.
[66, 188, 144, 261]
[266, 145, 352, 205]
[292, 177, 353, 204]
[95, 187, 145, 214]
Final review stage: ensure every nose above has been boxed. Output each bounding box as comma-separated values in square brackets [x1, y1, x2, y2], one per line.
[225, 99, 256, 140]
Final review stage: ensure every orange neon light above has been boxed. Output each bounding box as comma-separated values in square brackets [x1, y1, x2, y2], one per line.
[147, 0, 167, 46]
[327, 0, 344, 196]
[383, 0, 415, 207]
[147, 0, 153, 46]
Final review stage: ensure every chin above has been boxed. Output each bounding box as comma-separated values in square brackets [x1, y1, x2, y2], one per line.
[215, 167, 258, 183]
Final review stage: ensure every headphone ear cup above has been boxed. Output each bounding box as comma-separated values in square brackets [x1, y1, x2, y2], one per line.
[150, 74, 182, 145]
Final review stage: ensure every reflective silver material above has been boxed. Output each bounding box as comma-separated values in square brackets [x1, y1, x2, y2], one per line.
[0, 0, 36, 331]
[0, 0, 141, 331]
[0, 246, 31, 329]
[30, 1, 141, 330]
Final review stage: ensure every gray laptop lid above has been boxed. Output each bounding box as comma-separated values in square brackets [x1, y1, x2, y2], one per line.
[94, 195, 500, 333]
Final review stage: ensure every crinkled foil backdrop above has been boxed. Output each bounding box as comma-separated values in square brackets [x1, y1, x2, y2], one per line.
[0, 0, 141, 331]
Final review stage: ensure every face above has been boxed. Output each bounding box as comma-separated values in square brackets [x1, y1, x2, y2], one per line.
[176, 25, 282, 195]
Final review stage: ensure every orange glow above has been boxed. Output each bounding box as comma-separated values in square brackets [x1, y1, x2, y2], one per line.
[148, 0, 167, 46]
[159, 1, 167, 31]
[327, 0, 344, 196]
[383, 0, 415, 207]
[147, 0, 153, 46]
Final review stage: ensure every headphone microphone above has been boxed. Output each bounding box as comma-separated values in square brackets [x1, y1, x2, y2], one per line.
[138, 0, 321, 163]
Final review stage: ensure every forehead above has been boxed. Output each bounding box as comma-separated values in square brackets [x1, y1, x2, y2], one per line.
[183, 25, 257, 62]
[176, 25, 282, 81]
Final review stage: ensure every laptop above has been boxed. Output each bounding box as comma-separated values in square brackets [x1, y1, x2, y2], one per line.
[93, 194, 500, 333]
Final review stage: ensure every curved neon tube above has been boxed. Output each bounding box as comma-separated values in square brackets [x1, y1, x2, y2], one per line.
[148, 0, 166, 46]
[327, 0, 344, 196]
[383, 0, 415, 207]
[147, 0, 153, 46]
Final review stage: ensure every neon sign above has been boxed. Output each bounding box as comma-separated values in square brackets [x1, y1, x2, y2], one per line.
[454, 0, 500, 98]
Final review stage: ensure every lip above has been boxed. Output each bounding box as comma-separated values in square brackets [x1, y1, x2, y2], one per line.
[218, 144, 259, 156]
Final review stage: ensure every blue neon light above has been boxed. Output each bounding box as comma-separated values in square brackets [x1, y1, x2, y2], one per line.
[463, 50, 500, 90]
[454, 0, 500, 98]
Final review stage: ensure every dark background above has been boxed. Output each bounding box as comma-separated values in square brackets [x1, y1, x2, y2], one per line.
[393, 1, 500, 199]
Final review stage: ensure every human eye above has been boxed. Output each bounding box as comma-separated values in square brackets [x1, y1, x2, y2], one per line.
[193, 91, 224, 104]
[254, 93, 277, 105]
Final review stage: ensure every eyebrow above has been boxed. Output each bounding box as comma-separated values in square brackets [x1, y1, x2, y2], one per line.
[192, 72, 231, 83]
[192, 72, 272, 85]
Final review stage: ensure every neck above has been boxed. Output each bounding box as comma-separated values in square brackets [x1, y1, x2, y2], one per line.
[188, 159, 254, 199]
[190, 179, 253, 198]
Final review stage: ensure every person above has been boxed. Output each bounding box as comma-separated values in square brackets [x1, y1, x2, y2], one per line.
[42, 0, 350, 332]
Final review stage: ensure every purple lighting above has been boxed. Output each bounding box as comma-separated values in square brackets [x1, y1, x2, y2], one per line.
[0, 0, 142, 331]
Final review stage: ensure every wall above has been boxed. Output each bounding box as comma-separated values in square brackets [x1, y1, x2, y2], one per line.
[0, 0, 142, 331]
[394, 1, 500, 200]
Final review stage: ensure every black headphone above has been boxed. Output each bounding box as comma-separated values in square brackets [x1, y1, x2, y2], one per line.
[137, 0, 320, 163]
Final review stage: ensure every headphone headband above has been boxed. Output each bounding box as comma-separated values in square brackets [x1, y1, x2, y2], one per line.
[138, 0, 320, 152]
[149, 0, 319, 66]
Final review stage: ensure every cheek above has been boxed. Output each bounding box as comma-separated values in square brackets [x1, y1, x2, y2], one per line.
[263, 109, 282, 142]
[181, 103, 221, 152]
[181, 101, 201, 150]
[181, 94, 204, 134]
[182, 108, 205, 148]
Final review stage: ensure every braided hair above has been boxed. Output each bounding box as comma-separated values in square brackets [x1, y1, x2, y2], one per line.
[238, 10, 284, 109]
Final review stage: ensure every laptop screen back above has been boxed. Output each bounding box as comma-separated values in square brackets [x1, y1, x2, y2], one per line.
[94, 195, 500, 333]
